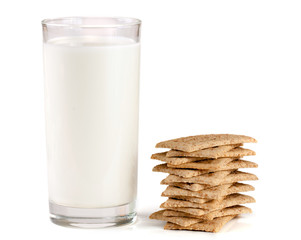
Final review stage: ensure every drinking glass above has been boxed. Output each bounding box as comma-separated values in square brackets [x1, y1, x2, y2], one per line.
[42, 17, 141, 228]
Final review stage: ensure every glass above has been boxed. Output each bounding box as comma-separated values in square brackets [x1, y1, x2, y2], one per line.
[42, 17, 141, 228]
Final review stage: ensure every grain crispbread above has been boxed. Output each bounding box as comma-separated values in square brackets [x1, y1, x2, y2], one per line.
[161, 183, 254, 199]
[168, 182, 254, 193]
[152, 164, 210, 178]
[167, 159, 258, 170]
[150, 210, 201, 227]
[166, 144, 241, 158]
[151, 152, 207, 165]
[163, 205, 251, 220]
[156, 134, 257, 152]
[167, 147, 255, 158]
[162, 193, 255, 213]
[161, 171, 258, 186]
[166, 157, 234, 169]
[164, 215, 237, 232]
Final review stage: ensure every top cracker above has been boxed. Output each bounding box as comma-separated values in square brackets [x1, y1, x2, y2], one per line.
[156, 134, 257, 152]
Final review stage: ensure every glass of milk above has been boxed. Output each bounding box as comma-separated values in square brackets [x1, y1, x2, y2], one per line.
[42, 17, 141, 228]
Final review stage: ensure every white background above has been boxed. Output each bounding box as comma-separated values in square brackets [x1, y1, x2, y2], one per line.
[0, 0, 300, 239]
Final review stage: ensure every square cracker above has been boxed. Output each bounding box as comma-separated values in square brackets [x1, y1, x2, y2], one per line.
[153, 159, 259, 178]
[168, 182, 212, 191]
[156, 134, 257, 152]
[168, 181, 254, 193]
[163, 205, 252, 221]
[161, 183, 254, 199]
[152, 164, 210, 178]
[167, 159, 258, 170]
[161, 170, 258, 186]
[164, 215, 237, 232]
[166, 144, 241, 158]
[162, 193, 255, 213]
[166, 157, 234, 169]
[151, 152, 207, 165]
[171, 191, 255, 208]
[150, 210, 202, 227]
[167, 147, 256, 158]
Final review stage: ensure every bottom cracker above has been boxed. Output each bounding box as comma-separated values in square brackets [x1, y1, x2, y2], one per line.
[164, 215, 237, 233]
[163, 205, 251, 220]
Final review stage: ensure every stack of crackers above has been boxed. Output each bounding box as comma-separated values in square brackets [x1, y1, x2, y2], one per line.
[149, 134, 258, 233]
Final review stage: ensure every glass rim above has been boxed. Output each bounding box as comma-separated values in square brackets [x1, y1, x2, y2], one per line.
[42, 17, 141, 28]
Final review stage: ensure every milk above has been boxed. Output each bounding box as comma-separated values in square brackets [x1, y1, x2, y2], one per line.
[44, 36, 140, 208]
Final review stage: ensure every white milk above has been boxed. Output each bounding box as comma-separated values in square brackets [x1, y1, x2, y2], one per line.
[44, 36, 140, 208]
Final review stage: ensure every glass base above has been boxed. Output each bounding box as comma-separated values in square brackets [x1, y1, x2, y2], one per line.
[49, 201, 136, 228]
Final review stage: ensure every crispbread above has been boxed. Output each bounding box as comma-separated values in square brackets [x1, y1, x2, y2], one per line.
[201, 205, 251, 220]
[161, 171, 258, 186]
[167, 159, 258, 170]
[163, 205, 252, 220]
[150, 210, 201, 227]
[156, 134, 257, 152]
[168, 182, 212, 191]
[166, 157, 234, 169]
[163, 193, 255, 213]
[171, 191, 255, 208]
[151, 152, 207, 165]
[161, 182, 254, 199]
[164, 215, 237, 232]
[166, 144, 241, 158]
[153, 160, 257, 178]
[161, 185, 229, 199]
[222, 159, 258, 170]
[168, 181, 254, 193]
[167, 147, 256, 158]
[152, 164, 210, 178]
[164, 206, 209, 216]
[172, 195, 219, 204]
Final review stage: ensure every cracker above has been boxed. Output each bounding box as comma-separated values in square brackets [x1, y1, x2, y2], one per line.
[161, 171, 258, 186]
[169, 182, 213, 191]
[151, 152, 207, 165]
[163, 193, 255, 213]
[166, 157, 234, 169]
[167, 159, 258, 170]
[172, 195, 219, 204]
[161, 182, 254, 199]
[167, 147, 256, 158]
[164, 206, 210, 216]
[173, 192, 255, 209]
[166, 144, 241, 158]
[161, 197, 213, 208]
[156, 134, 257, 152]
[168, 181, 254, 193]
[163, 205, 251, 220]
[164, 215, 237, 232]
[152, 164, 210, 178]
[223, 159, 258, 170]
[161, 185, 229, 199]
[202, 205, 252, 220]
[149, 210, 201, 227]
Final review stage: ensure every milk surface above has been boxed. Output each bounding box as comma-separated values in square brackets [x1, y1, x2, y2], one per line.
[44, 36, 140, 208]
